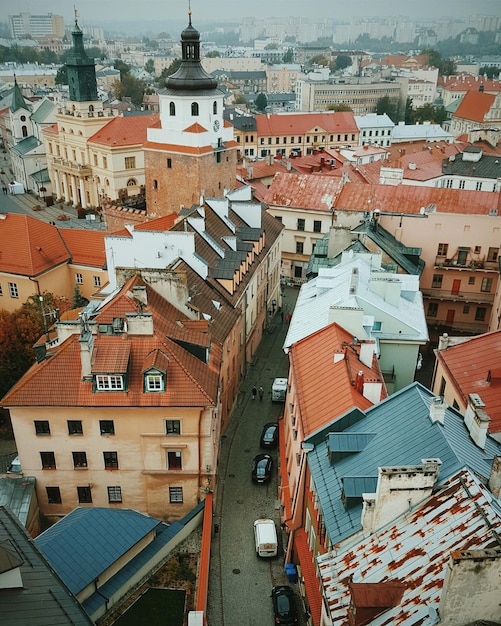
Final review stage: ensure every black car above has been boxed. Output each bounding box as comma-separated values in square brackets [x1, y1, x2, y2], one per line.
[251, 454, 273, 483]
[260, 422, 278, 449]
[271, 585, 298, 625]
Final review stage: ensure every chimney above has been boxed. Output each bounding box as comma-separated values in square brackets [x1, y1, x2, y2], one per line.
[78, 313, 94, 381]
[438, 333, 449, 350]
[438, 548, 501, 626]
[361, 460, 441, 533]
[488, 456, 501, 499]
[464, 393, 490, 449]
[429, 396, 446, 424]
[125, 312, 154, 335]
[355, 370, 364, 393]
[359, 339, 376, 368]
[132, 285, 148, 309]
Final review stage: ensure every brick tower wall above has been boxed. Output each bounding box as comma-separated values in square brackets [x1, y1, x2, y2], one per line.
[144, 147, 238, 218]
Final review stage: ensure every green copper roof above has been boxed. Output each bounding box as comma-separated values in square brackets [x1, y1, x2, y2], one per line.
[10, 78, 29, 113]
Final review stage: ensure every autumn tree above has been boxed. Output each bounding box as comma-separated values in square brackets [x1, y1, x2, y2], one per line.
[326, 104, 353, 112]
[111, 74, 146, 106]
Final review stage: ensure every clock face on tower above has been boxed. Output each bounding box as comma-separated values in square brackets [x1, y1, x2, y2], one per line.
[213, 119, 220, 132]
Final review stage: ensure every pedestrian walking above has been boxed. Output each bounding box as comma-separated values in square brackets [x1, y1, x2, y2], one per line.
[259, 386, 264, 401]
[251, 385, 257, 400]
[280, 310, 284, 322]
[285, 312, 292, 324]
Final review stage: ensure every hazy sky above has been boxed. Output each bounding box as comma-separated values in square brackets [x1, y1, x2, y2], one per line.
[0, 0, 500, 25]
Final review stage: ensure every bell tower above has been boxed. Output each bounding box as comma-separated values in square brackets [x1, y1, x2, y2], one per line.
[144, 9, 237, 218]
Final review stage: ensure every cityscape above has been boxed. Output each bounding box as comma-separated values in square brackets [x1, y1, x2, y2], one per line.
[0, 4, 501, 626]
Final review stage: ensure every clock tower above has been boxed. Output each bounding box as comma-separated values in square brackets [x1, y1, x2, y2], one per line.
[144, 10, 237, 218]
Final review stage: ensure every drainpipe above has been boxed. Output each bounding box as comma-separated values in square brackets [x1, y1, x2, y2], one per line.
[198, 408, 204, 499]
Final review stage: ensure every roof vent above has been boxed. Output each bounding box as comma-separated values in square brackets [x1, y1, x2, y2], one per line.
[489, 208, 498, 216]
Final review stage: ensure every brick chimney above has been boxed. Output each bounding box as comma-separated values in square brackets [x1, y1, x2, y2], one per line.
[361, 460, 441, 534]
[464, 393, 490, 449]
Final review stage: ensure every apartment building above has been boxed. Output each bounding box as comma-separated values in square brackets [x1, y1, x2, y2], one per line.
[9, 12, 65, 40]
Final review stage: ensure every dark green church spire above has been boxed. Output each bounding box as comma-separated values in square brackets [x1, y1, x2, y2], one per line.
[65, 10, 98, 102]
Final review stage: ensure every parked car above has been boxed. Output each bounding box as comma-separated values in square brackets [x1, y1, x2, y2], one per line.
[260, 422, 278, 449]
[251, 454, 273, 483]
[271, 585, 298, 624]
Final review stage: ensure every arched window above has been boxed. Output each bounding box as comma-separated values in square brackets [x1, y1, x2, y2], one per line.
[127, 178, 137, 186]
[89, 105, 94, 112]
[20, 115, 26, 122]
[213, 101, 217, 114]
[22, 126, 28, 137]
[191, 102, 199, 116]
[169, 102, 175, 116]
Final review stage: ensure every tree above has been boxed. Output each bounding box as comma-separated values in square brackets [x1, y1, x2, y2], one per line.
[233, 94, 248, 105]
[114, 59, 131, 79]
[376, 95, 398, 121]
[55, 65, 68, 85]
[282, 48, 294, 63]
[326, 104, 353, 112]
[145, 59, 155, 75]
[309, 54, 330, 67]
[480, 65, 500, 79]
[72, 285, 89, 309]
[335, 54, 352, 71]
[255, 93, 268, 112]
[206, 51, 221, 58]
[160, 58, 182, 82]
[111, 74, 146, 106]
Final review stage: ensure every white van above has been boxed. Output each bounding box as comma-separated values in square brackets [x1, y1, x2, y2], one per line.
[254, 518, 278, 557]
[271, 378, 287, 402]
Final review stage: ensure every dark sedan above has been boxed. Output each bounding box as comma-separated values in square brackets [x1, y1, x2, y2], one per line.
[251, 454, 273, 483]
[271, 585, 298, 624]
[260, 422, 278, 449]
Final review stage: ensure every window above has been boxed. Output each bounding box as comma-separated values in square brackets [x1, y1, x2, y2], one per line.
[146, 373, 164, 391]
[296, 241, 304, 254]
[153, 179, 158, 190]
[77, 486, 92, 503]
[108, 486, 122, 503]
[167, 451, 182, 470]
[437, 243, 448, 256]
[313, 220, 321, 233]
[40, 451, 56, 469]
[35, 420, 50, 435]
[439, 376, 446, 396]
[297, 218, 305, 231]
[125, 156, 136, 169]
[191, 102, 199, 116]
[46, 486, 61, 504]
[0, 284, 2, 296]
[463, 305, 470, 314]
[103, 157, 107, 169]
[213, 101, 217, 114]
[100, 420, 115, 435]
[169, 486, 183, 503]
[166, 420, 181, 435]
[475, 307, 486, 321]
[474, 246, 481, 254]
[428, 302, 438, 317]
[167, 158, 172, 168]
[96, 375, 124, 391]
[481, 278, 493, 292]
[72, 451, 87, 468]
[468, 277, 475, 285]
[8, 282, 18, 298]
[487, 247, 499, 262]
[75, 273, 83, 284]
[94, 276, 101, 287]
[432, 274, 443, 288]
[169, 101, 175, 115]
[372, 321, 382, 331]
[68, 420, 83, 435]
[104, 451, 119, 469]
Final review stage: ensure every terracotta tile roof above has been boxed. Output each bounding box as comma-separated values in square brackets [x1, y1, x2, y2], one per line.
[184, 122, 207, 133]
[89, 113, 159, 147]
[2, 279, 219, 409]
[278, 418, 293, 521]
[385, 140, 461, 163]
[134, 214, 178, 231]
[294, 528, 323, 626]
[441, 74, 501, 93]
[143, 140, 239, 155]
[142, 348, 170, 373]
[435, 330, 501, 434]
[256, 111, 359, 136]
[0, 213, 70, 276]
[43, 123, 59, 135]
[334, 182, 500, 215]
[454, 91, 496, 124]
[59, 229, 107, 268]
[238, 159, 286, 181]
[289, 323, 386, 437]
[92, 336, 131, 373]
[263, 172, 342, 211]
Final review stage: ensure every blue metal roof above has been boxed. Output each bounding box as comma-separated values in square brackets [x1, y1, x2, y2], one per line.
[306, 382, 501, 546]
[36, 507, 161, 595]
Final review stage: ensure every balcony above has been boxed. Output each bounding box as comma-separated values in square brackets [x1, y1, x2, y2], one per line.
[52, 158, 92, 176]
[421, 288, 495, 304]
[435, 256, 499, 272]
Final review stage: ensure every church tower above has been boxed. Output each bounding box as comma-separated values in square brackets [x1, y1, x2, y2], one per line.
[144, 10, 237, 218]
